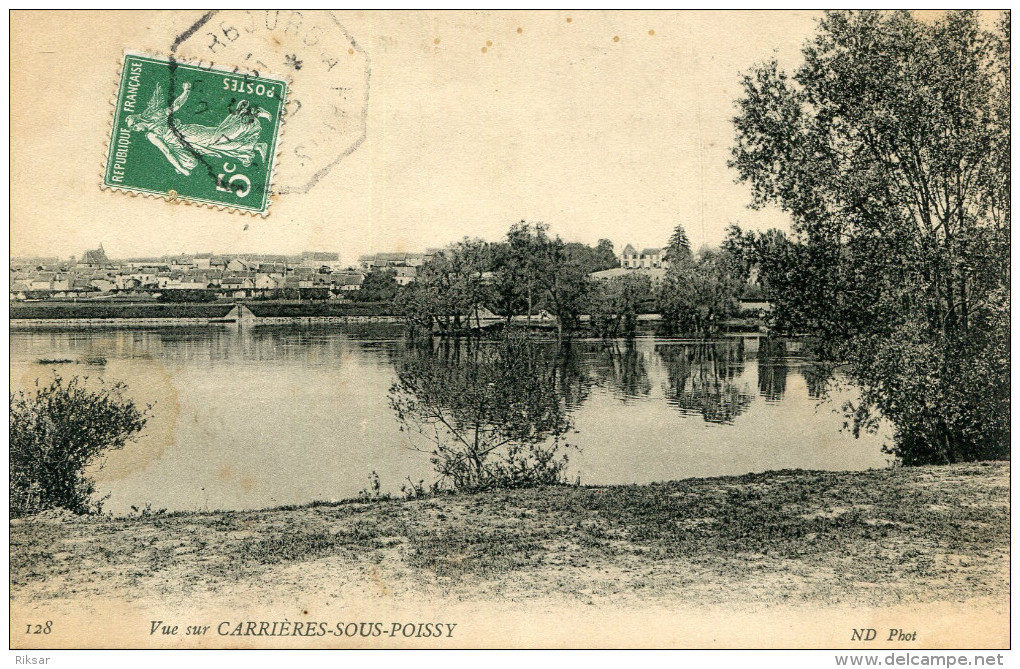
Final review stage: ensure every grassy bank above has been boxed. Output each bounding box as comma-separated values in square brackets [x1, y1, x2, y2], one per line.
[10, 463, 1008, 609]
[10, 300, 399, 320]
[10, 302, 234, 319]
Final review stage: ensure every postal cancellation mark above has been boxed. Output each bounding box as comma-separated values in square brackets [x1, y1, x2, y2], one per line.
[172, 10, 370, 194]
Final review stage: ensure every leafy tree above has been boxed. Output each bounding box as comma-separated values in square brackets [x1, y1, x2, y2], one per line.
[731, 10, 1010, 464]
[491, 222, 546, 323]
[659, 224, 745, 335]
[443, 238, 493, 330]
[533, 234, 590, 339]
[563, 239, 620, 274]
[720, 224, 755, 284]
[11, 376, 149, 516]
[657, 247, 743, 336]
[388, 331, 575, 490]
[589, 272, 654, 337]
[726, 226, 852, 339]
[487, 222, 592, 338]
[594, 239, 621, 271]
[355, 268, 399, 302]
[395, 239, 492, 334]
[395, 278, 443, 334]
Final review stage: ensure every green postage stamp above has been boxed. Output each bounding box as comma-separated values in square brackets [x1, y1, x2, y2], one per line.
[103, 52, 287, 214]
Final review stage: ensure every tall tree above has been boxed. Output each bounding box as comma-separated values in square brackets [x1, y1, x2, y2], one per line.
[589, 272, 654, 337]
[664, 224, 693, 266]
[731, 10, 1010, 464]
[534, 233, 589, 340]
[593, 239, 621, 271]
[492, 222, 592, 338]
[563, 240, 620, 274]
[491, 221, 546, 324]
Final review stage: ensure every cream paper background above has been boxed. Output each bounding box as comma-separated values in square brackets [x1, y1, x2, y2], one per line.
[9, 10, 1009, 650]
[11, 9, 813, 260]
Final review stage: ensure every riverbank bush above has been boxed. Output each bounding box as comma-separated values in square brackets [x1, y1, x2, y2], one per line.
[10, 376, 149, 517]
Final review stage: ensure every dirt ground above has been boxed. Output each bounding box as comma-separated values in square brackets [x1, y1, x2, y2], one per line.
[11, 462, 1009, 614]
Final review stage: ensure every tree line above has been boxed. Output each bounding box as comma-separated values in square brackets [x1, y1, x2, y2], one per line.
[392, 221, 751, 339]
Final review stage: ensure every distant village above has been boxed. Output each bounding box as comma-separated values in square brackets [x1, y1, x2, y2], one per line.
[9, 243, 673, 302]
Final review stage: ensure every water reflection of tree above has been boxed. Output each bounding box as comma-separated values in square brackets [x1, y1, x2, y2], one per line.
[657, 342, 752, 424]
[550, 341, 594, 410]
[756, 338, 789, 402]
[388, 333, 590, 490]
[800, 363, 834, 400]
[588, 341, 652, 401]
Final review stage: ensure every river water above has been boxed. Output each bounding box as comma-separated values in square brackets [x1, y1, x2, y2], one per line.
[9, 326, 893, 513]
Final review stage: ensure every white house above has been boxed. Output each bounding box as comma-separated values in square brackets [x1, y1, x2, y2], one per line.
[621, 245, 667, 269]
[163, 278, 207, 290]
[255, 273, 281, 291]
[394, 266, 417, 286]
[333, 273, 364, 291]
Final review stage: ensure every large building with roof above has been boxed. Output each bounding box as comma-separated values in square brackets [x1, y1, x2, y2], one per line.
[79, 244, 110, 268]
[621, 244, 667, 269]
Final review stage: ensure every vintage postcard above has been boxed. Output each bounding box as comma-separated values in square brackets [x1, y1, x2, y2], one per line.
[9, 9, 1010, 656]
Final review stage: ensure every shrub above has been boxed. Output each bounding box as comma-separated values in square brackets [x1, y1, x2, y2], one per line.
[10, 376, 149, 517]
[389, 331, 575, 491]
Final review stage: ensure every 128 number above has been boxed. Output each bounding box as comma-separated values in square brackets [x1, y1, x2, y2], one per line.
[26, 621, 52, 634]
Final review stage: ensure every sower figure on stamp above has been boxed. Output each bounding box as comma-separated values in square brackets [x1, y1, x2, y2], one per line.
[125, 82, 271, 176]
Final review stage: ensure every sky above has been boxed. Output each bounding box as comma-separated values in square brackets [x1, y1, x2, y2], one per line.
[11, 10, 824, 264]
